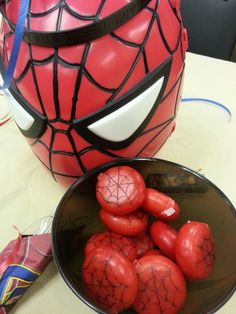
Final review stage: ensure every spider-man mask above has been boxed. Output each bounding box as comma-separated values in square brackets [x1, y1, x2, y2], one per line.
[0, 0, 188, 187]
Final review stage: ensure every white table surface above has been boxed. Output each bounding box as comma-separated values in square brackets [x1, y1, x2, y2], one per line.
[0, 52, 235, 313]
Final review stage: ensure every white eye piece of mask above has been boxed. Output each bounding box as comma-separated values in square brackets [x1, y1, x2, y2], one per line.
[88, 76, 164, 142]
[0, 75, 34, 131]
[4, 89, 35, 130]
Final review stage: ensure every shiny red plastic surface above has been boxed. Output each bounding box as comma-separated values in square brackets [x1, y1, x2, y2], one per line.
[176, 221, 215, 280]
[96, 166, 146, 215]
[142, 249, 165, 257]
[82, 247, 138, 314]
[150, 220, 178, 260]
[133, 255, 186, 314]
[129, 231, 155, 258]
[142, 188, 180, 221]
[0, 0, 187, 187]
[84, 230, 137, 262]
[99, 208, 148, 236]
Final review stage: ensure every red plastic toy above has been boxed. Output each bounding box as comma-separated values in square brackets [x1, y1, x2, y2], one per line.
[84, 230, 137, 262]
[82, 247, 138, 314]
[133, 255, 186, 314]
[150, 220, 178, 260]
[96, 166, 146, 215]
[142, 188, 180, 221]
[99, 208, 148, 236]
[0, 0, 187, 187]
[129, 231, 155, 258]
[176, 221, 215, 280]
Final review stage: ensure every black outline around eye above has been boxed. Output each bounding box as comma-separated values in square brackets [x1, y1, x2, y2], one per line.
[8, 85, 47, 138]
[0, 57, 47, 138]
[73, 56, 172, 150]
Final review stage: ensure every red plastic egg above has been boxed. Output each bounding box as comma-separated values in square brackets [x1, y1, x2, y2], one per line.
[150, 221, 178, 260]
[96, 166, 146, 215]
[176, 221, 215, 280]
[82, 247, 138, 314]
[129, 231, 155, 258]
[84, 230, 137, 262]
[133, 255, 186, 314]
[99, 208, 148, 236]
[142, 188, 180, 221]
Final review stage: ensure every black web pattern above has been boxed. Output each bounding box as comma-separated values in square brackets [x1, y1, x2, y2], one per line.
[0, 0, 184, 183]
[96, 168, 139, 207]
[83, 250, 131, 312]
[135, 266, 183, 313]
[86, 231, 137, 262]
[197, 237, 215, 268]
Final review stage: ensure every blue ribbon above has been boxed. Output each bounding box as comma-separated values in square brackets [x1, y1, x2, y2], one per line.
[181, 97, 232, 120]
[0, 0, 30, 90]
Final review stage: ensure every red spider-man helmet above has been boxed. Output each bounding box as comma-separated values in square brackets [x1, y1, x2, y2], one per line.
[0, 0, 188, 187]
